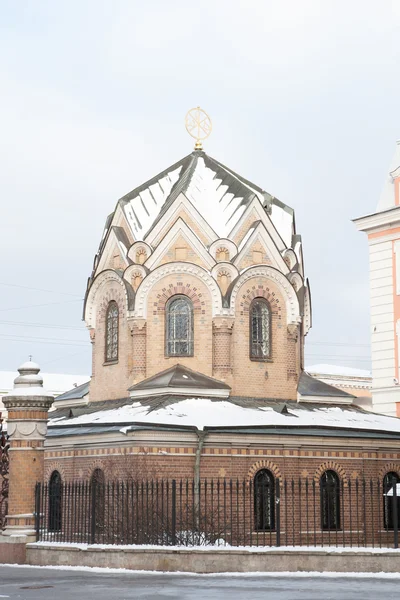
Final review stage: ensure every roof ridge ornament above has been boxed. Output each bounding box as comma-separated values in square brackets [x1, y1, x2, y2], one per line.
[185, 106, 212, 150]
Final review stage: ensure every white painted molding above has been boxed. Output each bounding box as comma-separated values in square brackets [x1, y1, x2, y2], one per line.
[123, 264, 147, 283]
[85, 270, 129, 328]
[127, 241, 153, 263]
[208, 238, 238, 260]
[145, 192, 218, 247]
[211, 262, 239, 282]
[288, 272, 303, 292]
[303, 281, 312, 334]
[133, 262, 224, 318]
[228, 197, 286, 252]
[229, 266, 301, 325]
[283, 249, 297, 270]
[354, 206, 400, 232]
[144, 218, 216, 271]
[233, 222, 289, 274]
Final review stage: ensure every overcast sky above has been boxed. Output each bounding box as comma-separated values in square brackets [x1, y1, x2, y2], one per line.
[0, 0, 399, 377]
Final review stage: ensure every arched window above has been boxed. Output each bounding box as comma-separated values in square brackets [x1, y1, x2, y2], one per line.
[320, 470, 340, 530]
[48, 470, 62, 532]
[105, 301, 119, 362]
[90, 468, 105, 540]
[254, 469, 275, 531]
[250, 298, 271, 360]
[383, 471, 400, 530]
[166, 296, 193, 356]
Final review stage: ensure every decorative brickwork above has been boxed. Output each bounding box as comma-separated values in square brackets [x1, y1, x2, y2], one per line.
[313, 462, 348, 485]
[247, 460, 282, 481]
[212, 318, 234, 377]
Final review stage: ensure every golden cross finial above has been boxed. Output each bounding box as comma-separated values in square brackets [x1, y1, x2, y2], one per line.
[185, 107, 212, 150]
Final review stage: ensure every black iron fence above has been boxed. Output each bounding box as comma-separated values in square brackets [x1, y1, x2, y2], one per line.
[0, 413, 9, 531]
[35, 476, 400, 548]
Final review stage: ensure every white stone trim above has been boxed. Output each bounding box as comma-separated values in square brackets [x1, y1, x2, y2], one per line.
[233, 222, 289, 274]
[144, 218, 216, 271]
[145, 192, 218, 247]
[354, 207, 400, 232]
[303, 280, 312, 334]
[130, 386, 230, 399]
[209, 238, 238, 260]
[123, 264, 147, 283]
[228, 198, 286, 252]
[84, 270, 129, 328]
[229, 266, 301, 325]
[127, 241, 153, 263]
[133, 262, 224, 318]
[211, 262, 239, 282]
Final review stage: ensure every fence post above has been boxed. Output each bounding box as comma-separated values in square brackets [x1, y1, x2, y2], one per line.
[34, 482, 41, 542]
[393, 476, 398, 549]
[276, 478, 281, 547]
[90, 477, 96, 545]
[171, 479, 176, 546]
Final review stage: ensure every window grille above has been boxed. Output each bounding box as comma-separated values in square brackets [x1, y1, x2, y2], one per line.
[254, 469, 275, 531]
[166, 296, 193, 356]
[383, 472, 400, 530]
[320, 470, 340, 530]
[105, 302, 119, 362]
[49, 470, 62, 532]
[250, 298, 271, 359]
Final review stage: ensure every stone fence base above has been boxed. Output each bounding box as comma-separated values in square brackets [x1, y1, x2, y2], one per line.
[25, 543, 400, 574]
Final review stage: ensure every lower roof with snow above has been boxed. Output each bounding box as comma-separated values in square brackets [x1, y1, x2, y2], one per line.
[48, 393, 400, 441]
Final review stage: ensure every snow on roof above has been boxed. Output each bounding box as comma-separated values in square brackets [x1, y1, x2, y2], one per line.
[49, 397, 400, 434]
[116, 151, 294, 244]
[0, 371, 89, 396]
[269, 203, 293, 248]
[306, 364, 371, 379]
[377, 141, 400, 212]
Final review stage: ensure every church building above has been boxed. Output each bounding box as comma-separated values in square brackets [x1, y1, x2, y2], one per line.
[42, 117, 400, 488]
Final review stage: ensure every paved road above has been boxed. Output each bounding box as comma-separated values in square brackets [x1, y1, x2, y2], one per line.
[0, 566, 398, 600]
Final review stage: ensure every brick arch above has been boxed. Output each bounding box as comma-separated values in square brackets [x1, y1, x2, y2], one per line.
[314, 462, 348, 486]
[155, 282, 205, 313]
[247, 460, 282, 481]
[379, 463, 400, 480]
[240, 285, 282, 319]
[98, 289, 126, 323]
[84, 460, 110, 481]
[44, 462, 67, 483]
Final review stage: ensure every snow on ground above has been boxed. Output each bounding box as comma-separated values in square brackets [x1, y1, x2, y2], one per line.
[30, 542, 400, 553]
[3, 564, 400, 577]
[50, 397, 400, 433]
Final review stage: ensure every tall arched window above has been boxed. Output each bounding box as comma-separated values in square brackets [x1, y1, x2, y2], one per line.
[320, 470, 340, 530]
[166, 296, 193, 356]
[383, 471, 400, 530]
[105, 301, 119, 362]
[254, 469, 275, 531]
[250, 298, 271, 360]
[48, 470, 62, 532]
[90, 468, 105, 540]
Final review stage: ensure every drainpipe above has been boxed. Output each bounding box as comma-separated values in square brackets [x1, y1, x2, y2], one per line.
[194, 430, 207, 528]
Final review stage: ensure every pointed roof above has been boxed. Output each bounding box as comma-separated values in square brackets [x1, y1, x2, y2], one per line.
[377, 141, 400, 212]
[103, 150, 294, 247]
[128, 364, 231, 399]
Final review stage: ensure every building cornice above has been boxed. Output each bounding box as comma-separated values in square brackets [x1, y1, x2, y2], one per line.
[353, 206, 400, 232]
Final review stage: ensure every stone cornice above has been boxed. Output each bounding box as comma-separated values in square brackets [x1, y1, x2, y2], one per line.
[3, 396, 54, 411]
